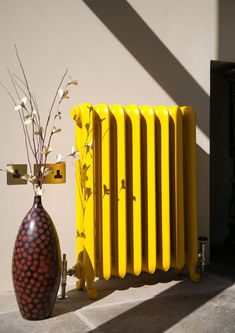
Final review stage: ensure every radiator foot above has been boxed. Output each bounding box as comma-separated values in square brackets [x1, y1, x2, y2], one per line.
[87, 287, 98, 300]
[73, 251, 98, 300]
[75, 277, 97, 300]
[76, 278, 85, 290]
[189, 270, 200, 282]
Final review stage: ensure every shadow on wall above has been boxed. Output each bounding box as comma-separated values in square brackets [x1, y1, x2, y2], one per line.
[197, 144, 209, 237]
[83, 0, 209, 137]
[218, 0, 235, 62]
[83, 0, 210, 239]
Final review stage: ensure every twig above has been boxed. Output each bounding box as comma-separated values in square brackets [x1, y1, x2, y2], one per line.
[18, 110, 33, 175]
[14, 46, 34, 114]
[43, 68, 68, 143]
[14, 47, 41, 167]
[0, 80, 33, 175]
[0, 81, 16, 106]
[7, 68, 20, 101]
[1, 47, 77, 193]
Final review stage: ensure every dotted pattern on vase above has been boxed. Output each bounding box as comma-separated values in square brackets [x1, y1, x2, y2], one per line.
[12, 196, 61, 320]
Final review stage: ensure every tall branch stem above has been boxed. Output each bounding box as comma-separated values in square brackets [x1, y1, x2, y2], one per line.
[18, 111, 33, 175]
[43, 69, 68, 144]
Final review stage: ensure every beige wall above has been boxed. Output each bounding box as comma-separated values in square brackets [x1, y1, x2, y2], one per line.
[0, 0, 216, 292]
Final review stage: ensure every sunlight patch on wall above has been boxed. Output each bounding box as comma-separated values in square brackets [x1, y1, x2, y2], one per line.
[196, 126, 210, 154]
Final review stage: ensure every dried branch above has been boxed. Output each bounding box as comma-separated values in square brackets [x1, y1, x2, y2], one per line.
[14, 45, 34, 114]
[18, 109, 33, 175]
[0, 80, 16, 106]
[0, 47, 77, 194]
[43, 68, 68, 143]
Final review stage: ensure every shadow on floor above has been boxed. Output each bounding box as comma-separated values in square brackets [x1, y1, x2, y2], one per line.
[52, 268, 234, 332]
[52, 269, 185, 317]
[88, 272, 234, 333]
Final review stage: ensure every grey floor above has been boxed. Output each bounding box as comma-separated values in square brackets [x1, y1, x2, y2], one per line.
[0, 266, 234, 333]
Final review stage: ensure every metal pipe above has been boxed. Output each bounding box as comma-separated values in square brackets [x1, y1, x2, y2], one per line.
[57, 253, 74, 299]
[198, 236, 208, 275]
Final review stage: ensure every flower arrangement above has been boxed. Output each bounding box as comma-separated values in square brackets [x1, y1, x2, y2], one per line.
[0, 46, 79, 195]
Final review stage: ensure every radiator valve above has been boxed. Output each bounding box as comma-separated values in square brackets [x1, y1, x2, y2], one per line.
[57, 253, 74, 299]
[198, 236, 208, 275]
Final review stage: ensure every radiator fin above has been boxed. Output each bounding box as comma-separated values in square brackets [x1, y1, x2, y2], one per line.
[93, 104, 111, 280]
[168, 106, 185, 270]
[125, 105, 142, 276]
[181, 106, 200, 282]
[109, 105, 127, 278]
[71, 103, 95, 272]
[154, 107, 171, 271]
[139, 106, 157, 273]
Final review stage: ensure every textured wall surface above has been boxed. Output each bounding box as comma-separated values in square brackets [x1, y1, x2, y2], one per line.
[0, 0, 216, 291]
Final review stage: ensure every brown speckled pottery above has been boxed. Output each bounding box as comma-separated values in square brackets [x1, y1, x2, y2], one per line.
[12, 195, 61, 320]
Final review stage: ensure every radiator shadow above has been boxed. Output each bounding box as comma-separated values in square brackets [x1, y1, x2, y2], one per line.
[52, 271, 233, 332]
[89, 273, 233, 333]
[197, 144, 209, 239]
[52, 265, 235, 326]
[52, 269, 185, 316]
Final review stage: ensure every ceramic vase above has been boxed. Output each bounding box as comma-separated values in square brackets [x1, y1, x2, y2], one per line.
[12, 195, 61, 320]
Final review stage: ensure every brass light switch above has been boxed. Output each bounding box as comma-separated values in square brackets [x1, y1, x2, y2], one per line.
[7, 164, 27, 185]
[34, 162, 66, 184]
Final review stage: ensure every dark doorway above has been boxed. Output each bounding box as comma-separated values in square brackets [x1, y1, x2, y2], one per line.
[210, 60, 235, 266]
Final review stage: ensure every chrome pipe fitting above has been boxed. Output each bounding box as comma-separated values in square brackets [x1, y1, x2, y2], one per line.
[57, 253, 74, 299]
[198, 236, 208, 275]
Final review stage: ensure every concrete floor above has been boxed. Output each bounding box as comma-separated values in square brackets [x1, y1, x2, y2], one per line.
[0, 266, 234, 333]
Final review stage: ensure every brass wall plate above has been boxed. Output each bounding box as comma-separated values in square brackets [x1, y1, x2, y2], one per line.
[7, 164, 27, 185]
[34, 163, 66, 184]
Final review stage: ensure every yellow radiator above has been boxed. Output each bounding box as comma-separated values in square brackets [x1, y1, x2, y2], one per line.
[71, 104, 199, 299]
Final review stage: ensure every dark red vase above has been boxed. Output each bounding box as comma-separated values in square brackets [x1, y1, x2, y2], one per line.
[12, 195, 61, 320]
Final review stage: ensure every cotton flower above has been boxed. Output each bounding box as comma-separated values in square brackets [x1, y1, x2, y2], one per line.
[56, 154, 62, 163]
[40, 166, 52, 176]
[44, 167, 53, 176]
[24, 110, 37, 125]
[58, 89, 69, 99]
[52, 126, 61, 134]
[24, 116, 32, 125]
[34, 184, 43, 196]
[87, 141, 93, 149]
[43, 146, 52, 156]
[21, 174, 37, 182]
[69, 79, 78, 85]
[34, 127, 43, 136]
[6, 164, 15, 174]
[71, 146, 80, 159]
[58, 89, 64, 98]
[68, 75, 78, 85]
[14, 96, 27, 111]
[74, 151, 80, 160]
[55, 111, 62, 120]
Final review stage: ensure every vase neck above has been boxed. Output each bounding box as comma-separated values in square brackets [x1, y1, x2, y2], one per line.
[34, 195, 42, 205]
